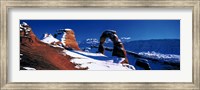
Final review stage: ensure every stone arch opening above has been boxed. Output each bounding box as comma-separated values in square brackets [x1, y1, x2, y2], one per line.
[98, 30, 128, 64]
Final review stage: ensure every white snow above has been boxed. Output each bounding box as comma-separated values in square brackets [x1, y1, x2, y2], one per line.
[41, 34, 59, 44]
[63, 50, 135, 70]
[39, 30, 135, 70]
[112, 56, 125, 63]
[23, 67, 36, 70]
[65, 28, 72, 31]
[86, 38, 99, 44]
[20, 24, 22, 28]
[121, 37, 131, 42]
[22, 22, 28, 26]
[19, 24, 23, 31]
[138, 51, 180, 63]
[61, 32, 66, 46]
[20, 54, 23, 60]
[121, 37, 131, 40]
[20, 22, 27, 31]
[43, 33, 49, 38]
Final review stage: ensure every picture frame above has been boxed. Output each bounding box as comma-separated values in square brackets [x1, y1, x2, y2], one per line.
[0, 0, 199, 90]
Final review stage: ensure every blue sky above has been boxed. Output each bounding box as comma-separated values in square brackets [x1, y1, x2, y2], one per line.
[20, 20, 180, 42]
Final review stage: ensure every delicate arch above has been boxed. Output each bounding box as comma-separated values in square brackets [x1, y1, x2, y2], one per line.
[98, 30, 128, 64]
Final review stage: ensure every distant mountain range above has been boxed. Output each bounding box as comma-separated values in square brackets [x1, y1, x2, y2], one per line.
[78, 38, 180, 70]
[79, 38, 180, 55]
[124, 39, 180, 55]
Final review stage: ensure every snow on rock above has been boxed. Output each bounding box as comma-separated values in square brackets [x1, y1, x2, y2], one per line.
[65, 28, 72, 31]
[61, 29, 80, 50]
[23, 67, 36, 70]
[19, 24, 23, 31]
[20, 22, 30, 32]
[22, 22, 28, 26]
[61, 32, 66, 46]
[41, 34, 59, 44]
[43, 33, 49, 38]
[63, 50, 135, 70]
[20, 54, 23, 60]
[61, 28, 73, 45]
[112, 56, 126, 63]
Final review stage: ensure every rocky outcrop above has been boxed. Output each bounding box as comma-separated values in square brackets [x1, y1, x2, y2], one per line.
[61, 29, 80, 50]
[135, 58, 151, 70]
[41, 33, 63, 47]
[20, 22, 77, 70]
[98, 30, 129, 64]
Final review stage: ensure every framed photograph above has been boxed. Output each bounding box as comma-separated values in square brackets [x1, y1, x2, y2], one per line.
[19, 19, 180, 70]
[1, 0, 199, 90]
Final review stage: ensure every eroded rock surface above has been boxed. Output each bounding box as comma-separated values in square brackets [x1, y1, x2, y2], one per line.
[98, 30, 129, 64]
[20, 22, 77, 70]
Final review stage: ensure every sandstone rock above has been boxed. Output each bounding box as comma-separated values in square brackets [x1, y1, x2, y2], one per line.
[20, 23, 77, 70]
[61, 29, 80, 50]
[98, 30, 129, 64]
[135, 58, 151, 70]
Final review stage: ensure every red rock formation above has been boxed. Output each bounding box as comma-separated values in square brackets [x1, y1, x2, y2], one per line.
[98, 30, 129, 64]
[20, 23, 78, 70]
[61, 29, 80, 50]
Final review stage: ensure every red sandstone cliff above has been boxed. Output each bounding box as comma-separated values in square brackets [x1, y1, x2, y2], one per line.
[61, 29, 80, 50]
[20, 23, 77, 70]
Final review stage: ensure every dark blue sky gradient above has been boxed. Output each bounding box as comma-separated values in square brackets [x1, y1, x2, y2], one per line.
[20, 20, 180, 42]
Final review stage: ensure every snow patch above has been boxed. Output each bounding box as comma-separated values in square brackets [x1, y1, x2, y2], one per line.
[85, 38, 99, 44]
[20, 22, 29, 31]
[63, 50, 135, 70]
[23, 67, 36, 70]
[19, 24, 23, 31]
[112, 56, 125, 63]
[121, 37, 131, 40]
[65, 28, 72, 31]
[22, 22, 28, 26]
[138, 51, 180, 63]
[20, 54, 23, 60]
[121, 37, 131, 42]
[43, 33, 49, 38]
[41, 34, 59, 44]
[61, 32, 66, 46]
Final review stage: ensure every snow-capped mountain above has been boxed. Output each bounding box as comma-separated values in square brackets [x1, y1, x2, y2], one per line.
[41, 33, 60, 44]
[79, 38, 99, 50]
[80, 38, 99, 44]
[41, 28, 80, 50]
[120, 37, 131, 42]
[79, 39, 180, 55]
[79, 37, 131, 47]
[86, 38, 99, 44]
